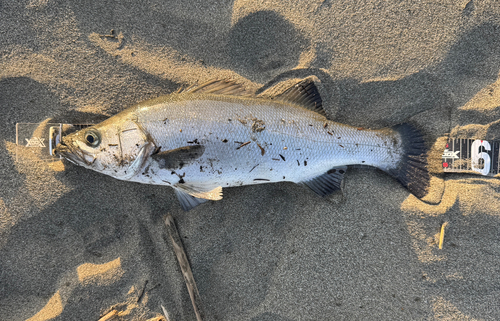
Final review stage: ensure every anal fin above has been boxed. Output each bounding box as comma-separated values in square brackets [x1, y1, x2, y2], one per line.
[301, 166, 346, 197]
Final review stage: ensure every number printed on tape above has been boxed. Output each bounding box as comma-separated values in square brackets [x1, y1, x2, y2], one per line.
[442, 138, 500, 176]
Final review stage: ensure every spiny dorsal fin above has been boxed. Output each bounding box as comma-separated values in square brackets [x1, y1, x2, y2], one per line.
[275, 79, 326, 116]
[301, 166, 346, 196]
[182, 79, 253, 97]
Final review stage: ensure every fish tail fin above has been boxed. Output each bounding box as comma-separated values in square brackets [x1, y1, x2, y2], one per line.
[387, 123, 430, 199]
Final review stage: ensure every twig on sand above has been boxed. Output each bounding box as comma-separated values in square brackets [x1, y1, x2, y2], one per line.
[98, 309, 117, 321]
[164, 215, 204, 321]
[438, 222, 449, 249]
[161, 304, 172, 321]
[137, 280, 149, 303]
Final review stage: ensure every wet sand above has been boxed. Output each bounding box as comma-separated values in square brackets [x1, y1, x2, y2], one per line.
[1, 1, 500, 320]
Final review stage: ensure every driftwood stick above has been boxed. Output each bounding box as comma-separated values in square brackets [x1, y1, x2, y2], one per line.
[161, 304, 172, 321]
[164, 215, 204, 321]
[98, 309, 117, 321]
[137, 280, 149, 303]
[438, 222, 449, 250]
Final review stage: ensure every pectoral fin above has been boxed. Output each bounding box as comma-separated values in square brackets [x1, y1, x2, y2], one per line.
[152, 145, 205, 170]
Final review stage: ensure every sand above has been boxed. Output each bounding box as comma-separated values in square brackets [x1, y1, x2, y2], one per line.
[1, 0, 500, 320]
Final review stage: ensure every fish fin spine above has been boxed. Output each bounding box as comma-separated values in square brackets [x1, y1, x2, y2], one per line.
[183, 79, 253, 97]
[275, 78, 326, 117]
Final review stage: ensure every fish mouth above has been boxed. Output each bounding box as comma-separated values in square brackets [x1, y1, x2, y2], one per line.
[54, 141, 95, 166]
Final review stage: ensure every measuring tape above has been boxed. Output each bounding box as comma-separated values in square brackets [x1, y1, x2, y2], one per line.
[15, 123, 500, 178]
[16, 123, 93, 162]
[442, 138, 500, 177]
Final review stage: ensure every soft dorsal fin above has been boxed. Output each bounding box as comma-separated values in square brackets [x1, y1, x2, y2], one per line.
[275, 79, 326, 116]
[183, 79, 253, 97]
[301, 166, 346, 196]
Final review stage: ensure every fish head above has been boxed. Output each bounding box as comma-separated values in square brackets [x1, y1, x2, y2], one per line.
[55, 115, 155, 180]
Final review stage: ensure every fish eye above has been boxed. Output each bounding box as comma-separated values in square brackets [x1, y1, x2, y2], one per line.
[84, 130, 101, 147]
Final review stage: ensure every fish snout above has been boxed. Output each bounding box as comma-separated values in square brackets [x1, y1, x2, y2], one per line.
[54, 139, 94, 166]
[54, 136, 72, 155]
[54, 141, 76, 163]
[53, 140, 66, 156]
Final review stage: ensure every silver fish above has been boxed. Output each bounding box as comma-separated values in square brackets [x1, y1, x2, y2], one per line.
[55, 79, 429, 210]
